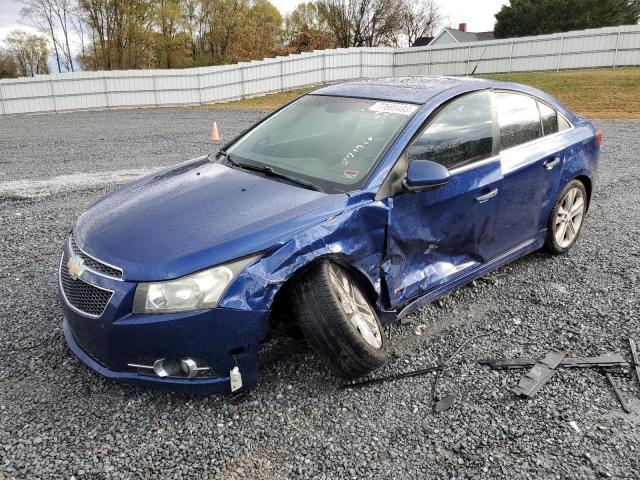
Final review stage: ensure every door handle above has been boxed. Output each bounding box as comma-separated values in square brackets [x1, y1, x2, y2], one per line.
[543, 157, 561, 170]
[475, 188, 499, 204]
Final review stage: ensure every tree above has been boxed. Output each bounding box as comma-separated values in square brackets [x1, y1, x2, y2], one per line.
[5, 30, 50, 77]
[401, 0, 440, 47]
[19, 0, 76, 72]
[232, 0, 283, 61]
[495, 0, 640, 38]
[203, 0, 249, 64]
[0, 48, 19, 79]
[153, 0, 189, 68]
[317, 0, 404, 48]
[181, 0, 208, 64]
[77, 0, 155, 70]
[284, 2, 335, 52]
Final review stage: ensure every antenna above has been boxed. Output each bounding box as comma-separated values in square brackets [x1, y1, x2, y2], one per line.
[470, 47, 487, 76]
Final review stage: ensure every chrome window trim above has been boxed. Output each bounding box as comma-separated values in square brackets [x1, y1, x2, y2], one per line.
[498, 125, 575, 156]
[448, 155, 500, 175]
[69, 235, 124, 281]
[58, 254, 114, 319]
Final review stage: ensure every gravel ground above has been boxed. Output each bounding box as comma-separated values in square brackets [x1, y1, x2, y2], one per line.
[0, 108, 639, 479]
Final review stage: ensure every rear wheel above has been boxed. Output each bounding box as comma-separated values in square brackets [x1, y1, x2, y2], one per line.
[544, 179, 588, 254]
[292, 261, 389, 379]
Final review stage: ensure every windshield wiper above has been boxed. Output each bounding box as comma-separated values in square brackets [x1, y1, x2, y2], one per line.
[219, 151, 321, 192]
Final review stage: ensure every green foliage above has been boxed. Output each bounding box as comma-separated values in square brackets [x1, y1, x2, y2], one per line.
[495, 0, 640, 38]
[0, 48, 18, 79]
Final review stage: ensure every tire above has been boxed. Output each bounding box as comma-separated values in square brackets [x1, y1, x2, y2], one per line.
[291, 260, 389, 379]
[544, 179, 588, 254]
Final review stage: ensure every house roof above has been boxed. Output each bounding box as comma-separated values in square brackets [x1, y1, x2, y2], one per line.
[411, 36, 434, 47]
[436, 28, 495, 44]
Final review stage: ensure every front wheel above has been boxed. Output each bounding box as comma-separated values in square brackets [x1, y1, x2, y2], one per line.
[292, 261, 389, 379]
[544, 179, 588, 254]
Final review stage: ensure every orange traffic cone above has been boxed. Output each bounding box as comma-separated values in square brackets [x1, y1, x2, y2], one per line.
[210, 121, 220, 141]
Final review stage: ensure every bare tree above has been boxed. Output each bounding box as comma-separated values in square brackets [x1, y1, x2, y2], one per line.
[401, 0, 441, 47]
[70, 4, 88, 58]
[19, 0, 77, 72]
[317, 0, 404, 48]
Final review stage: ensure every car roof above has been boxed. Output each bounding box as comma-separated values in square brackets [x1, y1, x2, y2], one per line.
[309, 76, 495, 104]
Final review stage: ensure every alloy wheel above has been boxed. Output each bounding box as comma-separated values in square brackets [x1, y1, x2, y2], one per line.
[328, 264, 382, 349]
[554, 187, 585, 248]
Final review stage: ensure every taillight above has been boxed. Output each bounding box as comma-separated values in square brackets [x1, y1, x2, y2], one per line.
[595, 130, 603, 147]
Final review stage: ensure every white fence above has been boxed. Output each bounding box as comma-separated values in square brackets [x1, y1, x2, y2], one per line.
[1, 24, 639, 115]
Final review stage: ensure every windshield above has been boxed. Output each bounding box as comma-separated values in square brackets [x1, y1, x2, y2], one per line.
[225, 95, 417, 193]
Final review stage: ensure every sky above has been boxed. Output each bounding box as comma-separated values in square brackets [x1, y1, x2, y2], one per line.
[0, 0, 509, 60]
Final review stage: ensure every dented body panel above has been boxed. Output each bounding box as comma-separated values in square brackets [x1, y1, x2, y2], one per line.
[60, 77, 600, 393]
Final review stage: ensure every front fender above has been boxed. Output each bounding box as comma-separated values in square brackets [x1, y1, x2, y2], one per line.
[218, 193, 389, 313]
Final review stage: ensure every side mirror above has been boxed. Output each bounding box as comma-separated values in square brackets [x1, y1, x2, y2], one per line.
[403, 160, 450, 191]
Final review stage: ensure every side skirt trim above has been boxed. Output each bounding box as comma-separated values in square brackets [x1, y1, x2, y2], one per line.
[396, 232, 546, 319]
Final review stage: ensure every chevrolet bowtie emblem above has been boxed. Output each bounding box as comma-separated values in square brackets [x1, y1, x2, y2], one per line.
[67, 257, 84, 280]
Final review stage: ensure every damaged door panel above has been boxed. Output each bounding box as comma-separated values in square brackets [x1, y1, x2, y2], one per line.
[382, 160, 503, 308]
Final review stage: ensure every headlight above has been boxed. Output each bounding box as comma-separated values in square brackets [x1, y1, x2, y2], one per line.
[132, 255, 260, 314]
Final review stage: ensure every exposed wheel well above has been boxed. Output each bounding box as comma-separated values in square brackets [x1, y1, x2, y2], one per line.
[267, 256, 379, 337]
[575, 175, 592, 210]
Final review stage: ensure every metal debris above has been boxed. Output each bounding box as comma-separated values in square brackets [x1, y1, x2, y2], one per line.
[568, 421, 581, 433]
[628, 338, 640, 395]
[479, 353, 629, 370]
[512, 351, 567, 398]
[341, 365, 443, 389]
[342, 331, 494, 390]
[603, 371, 632, 414]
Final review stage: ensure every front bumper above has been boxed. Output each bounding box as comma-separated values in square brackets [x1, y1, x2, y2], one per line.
[59, 243, 269, 394]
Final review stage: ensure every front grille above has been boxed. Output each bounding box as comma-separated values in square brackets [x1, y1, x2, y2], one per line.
[67, 319, 109, 367]
[70, 236, 123, 279]
[60, 260, 113, 317]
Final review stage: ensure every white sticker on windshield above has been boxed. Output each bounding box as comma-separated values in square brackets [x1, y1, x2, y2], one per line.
[368, 102, 417, 116]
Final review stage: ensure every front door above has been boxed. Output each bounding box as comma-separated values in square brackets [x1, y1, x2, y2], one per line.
[382, 90, 503, 309]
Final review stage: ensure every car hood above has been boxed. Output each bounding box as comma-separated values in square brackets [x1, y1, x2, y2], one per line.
[74, 157, 348, 281]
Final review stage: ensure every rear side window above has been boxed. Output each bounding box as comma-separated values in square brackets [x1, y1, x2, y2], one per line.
[538, 101, 558, 135]
[558, 114, 571, 131]
[408, 91, 494, 170]
[496, 92, 542, 150]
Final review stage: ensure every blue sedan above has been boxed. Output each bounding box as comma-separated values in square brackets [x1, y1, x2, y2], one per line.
[59, 77, 601, 393]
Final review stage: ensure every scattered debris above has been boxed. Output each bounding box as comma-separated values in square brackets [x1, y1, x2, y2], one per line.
[434, 394, 455, 413]
[549, 283, 569, 294]
[513, 351, 567, 398]
[603, 371, 632, 414]
[341, 365, 443, 389]
[479, 353, 629, 370]
[414, 325, 427, 336]
[628, 338, 640, 395]
[482, 349, 636, 413]
[343, 331, 494, 391]
[568, 421, 581, 433]
[229, 390, 249, 405]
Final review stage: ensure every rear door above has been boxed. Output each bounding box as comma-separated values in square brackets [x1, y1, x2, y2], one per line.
[383, 91, 504, 309]
[494, 92, 569, 249]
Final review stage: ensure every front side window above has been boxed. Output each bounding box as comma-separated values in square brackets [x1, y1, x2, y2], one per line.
[496, 92, 542, 150]
[226, 95, 416, 192]
[408, 91, 494, 170]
